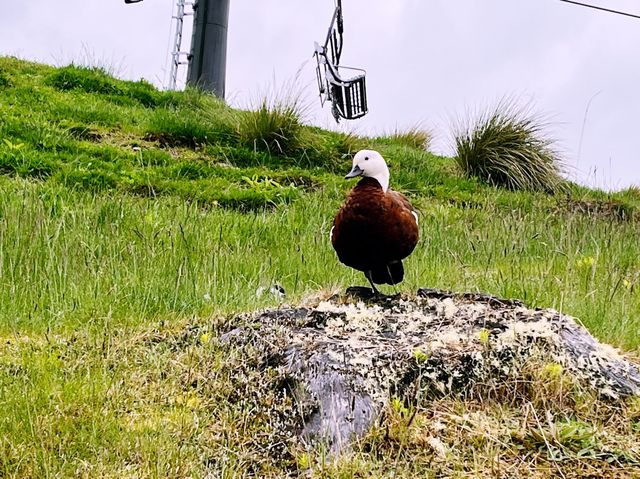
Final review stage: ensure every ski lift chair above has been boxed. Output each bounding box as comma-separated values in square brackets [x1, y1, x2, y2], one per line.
[317, 52, 367, 121]
[314, 0, 368, 122]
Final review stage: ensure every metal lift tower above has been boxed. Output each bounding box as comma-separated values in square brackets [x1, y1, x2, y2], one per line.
[125, 0, 229, 99]
[186, 0, 230, 98]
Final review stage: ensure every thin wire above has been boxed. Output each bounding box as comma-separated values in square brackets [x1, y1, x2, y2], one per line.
[558, 0, 640, 20]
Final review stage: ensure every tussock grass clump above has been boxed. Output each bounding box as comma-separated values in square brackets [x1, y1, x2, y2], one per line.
[229, 84, 359, 171]
[235, 86, 308, 157]
[454, 99, 565, 193]
[377, 125, 433, 151]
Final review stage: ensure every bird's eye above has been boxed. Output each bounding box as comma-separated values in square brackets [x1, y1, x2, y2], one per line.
[364, 156, 369, 161]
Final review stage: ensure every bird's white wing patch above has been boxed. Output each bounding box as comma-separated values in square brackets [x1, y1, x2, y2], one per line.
[411, 211, 419, 226]
[329, 226, 335, 242]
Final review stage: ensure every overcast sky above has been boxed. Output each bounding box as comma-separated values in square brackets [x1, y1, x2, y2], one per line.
[2, 0, 638, 190]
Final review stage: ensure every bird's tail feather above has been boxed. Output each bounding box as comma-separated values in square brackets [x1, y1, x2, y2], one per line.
[370, 261, 404, 285]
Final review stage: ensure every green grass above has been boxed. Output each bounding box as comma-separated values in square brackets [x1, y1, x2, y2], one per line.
[0, 69, 12, 89]
[144, 106, 233, 147]
[46, 64, 166, 108]
[0, 56, 639, 477]
[0, 57, 362, 210]
[0, 175, 637, 347]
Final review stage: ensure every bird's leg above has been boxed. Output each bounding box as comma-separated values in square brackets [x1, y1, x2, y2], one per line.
[386, 264, 400, 295]
[364, 271, 381, 296]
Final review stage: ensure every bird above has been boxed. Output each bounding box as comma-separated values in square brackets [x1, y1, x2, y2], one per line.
[331, 149, 419, 295]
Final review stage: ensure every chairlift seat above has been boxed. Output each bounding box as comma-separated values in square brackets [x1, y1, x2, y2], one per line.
[326, 63, 367, 121]
[313, 0, 368, 122]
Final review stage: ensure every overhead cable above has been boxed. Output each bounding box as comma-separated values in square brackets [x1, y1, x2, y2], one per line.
[558, 0, 640, 20]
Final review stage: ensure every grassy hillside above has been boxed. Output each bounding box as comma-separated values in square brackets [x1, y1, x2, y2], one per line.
[0, 57, 639, 477]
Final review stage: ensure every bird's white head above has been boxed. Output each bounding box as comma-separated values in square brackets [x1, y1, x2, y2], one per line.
[345, 149, 390, 192]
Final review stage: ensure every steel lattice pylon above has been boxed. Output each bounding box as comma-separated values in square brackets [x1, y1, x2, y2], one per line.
[168, 0, 195, 90]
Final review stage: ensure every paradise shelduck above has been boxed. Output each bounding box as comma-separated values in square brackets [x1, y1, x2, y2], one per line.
[331, 149, 419, 295]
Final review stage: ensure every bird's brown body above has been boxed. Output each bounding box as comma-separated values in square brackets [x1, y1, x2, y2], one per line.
[332, 177, 419, 286]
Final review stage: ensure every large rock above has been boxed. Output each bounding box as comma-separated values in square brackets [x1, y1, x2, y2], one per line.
[222, 289, 640, 454]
